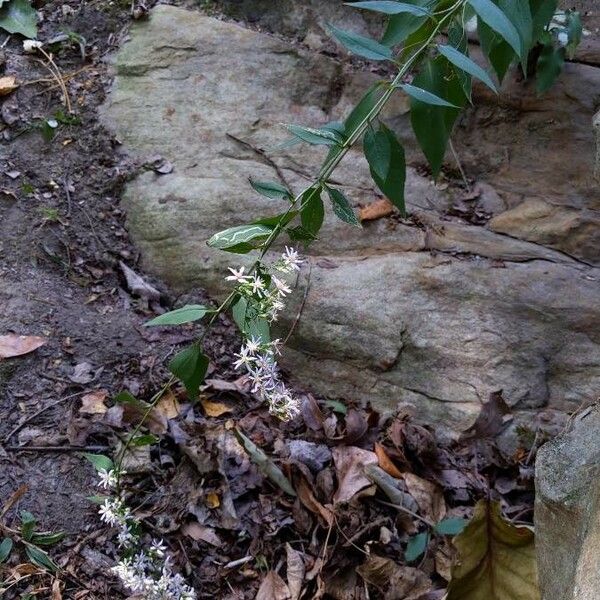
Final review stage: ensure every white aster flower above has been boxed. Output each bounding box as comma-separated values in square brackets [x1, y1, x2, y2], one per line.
[98, 468, 118, 489]
[282, 246, 302, 271]
[249, 274, 266, 296]
[98, 498, 122, 526]
[150, 539, 167, 558]
[272, 275, 291, 296]
[225, 266, 250, 283]
[233, 346, 256, 370]
[244, 336, 262, 354]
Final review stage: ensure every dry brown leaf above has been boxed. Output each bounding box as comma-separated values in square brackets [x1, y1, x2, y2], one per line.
[51, 578, 63, 600]
[201, 398, 233, 417]
[286, 543, 305, 600]
[332, 446, 378, 504]
[79, 390, 108, 415]
[155, 391, 181, 420]
[460, 390, 512, 440]
[375, 443, 404, 478]
[0, 76, 18, 96]
[359, 198, 394, 222]
[0, 334, 47, 359]
[357, 555, 432, 600]
[256, 570, 291, 600]
[402, 472, 446, 523]
[205, 491, 220, 508]
[296, 475, 334, 527]
[434, 539, 455, 582]
[181, 522, 222, 547]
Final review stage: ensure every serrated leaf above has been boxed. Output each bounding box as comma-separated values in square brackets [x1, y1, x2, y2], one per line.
[381, 0, 430, 46]
[207, 224, 272, 251]
[145, 304, 210, 327]
[446, 500, 541, 600]
[410, 57, 464, 178]
[31, 531, 65, 546]
[234, 428, 296, 496]
[249, 179, 291, 200]
[469, 0, 521, 56]
[300, 186, 324, 240]
[434, 517, 468, 536]
[398, 83, 458, 107]
[82, 453, 114, 473]
[284, 124, 343, 146]
[436, 44, 497, 92]
[25, 544, 58, 572]
[0, 0, 38, 39]
[0, 538, 12, 563]
[346, 1, 431, 16]
[168, 345, 209, 400]
[327, 23, 392, 61]
[405, 532, 429, 562]
[326, 186, 360, 227]
[363, 123, 406, 215]
[535, 44, 564, 93]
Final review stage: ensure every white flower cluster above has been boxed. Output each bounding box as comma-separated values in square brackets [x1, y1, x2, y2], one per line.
[226, 246, 303, 420]
[97, 469, 196, 599]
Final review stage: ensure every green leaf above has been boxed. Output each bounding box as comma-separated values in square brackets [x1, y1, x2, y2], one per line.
[86, 495, 109, 505]
[300, 186, 325, 240]
[469, 0, 521, 56]
[130, 433, 159, 447]
[325, 186, 360, 227]
[20, 511, 36, 541]
[82, 453, 114, 473]
[498, 0, 533, 63]
[284, 124, 343, 146]
[327, 23, 393, 61]
[410, 57, 464, 178]
[346, 1, 431, 16]
[535, 44, 564, 93]
[381, 0, 430, 46]
[398, 83, 458, 107]
[478, 20, 515, 82]
[246, 316, 271, 344]
[446, 500, 540, 600]
[0, 0, 38, 38]
[207, 224, 272, 252]
[253, 210, 299, 228]
[249, 179, 291, 200]
[0, 538, 13, 563]
[25, 544, 58, 573]
[405, 532, 429, 562]
[286, 225, 316, 242]
[434, 517, 469, 536]
[114, 390, 137, 405]
[232, 296, 248, 332]
[344, 82, 385, 136]
[31, 531, 65, 546]
[436, 44, 497, 93]
[531, 0, 558, 41]
[145, 305, 210, 327]
[364, 123, 406, 214]
[447, 21, 472, 102]
[168, 345, 209, 400]
[234, 429, 296, 496]
[565, 10, 582, 59]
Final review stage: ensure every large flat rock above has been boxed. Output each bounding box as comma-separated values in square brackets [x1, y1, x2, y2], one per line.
[102, 5, 600, 434]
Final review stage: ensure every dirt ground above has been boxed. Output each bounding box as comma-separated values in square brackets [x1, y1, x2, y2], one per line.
[0, 2, 550, 598]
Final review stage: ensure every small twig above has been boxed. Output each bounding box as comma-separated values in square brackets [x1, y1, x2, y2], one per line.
[374, 498, 435, 528]
[4, 445, 110, 453]
[62, 174, 73, 218]
[283, 262, 312, 345]
[222, 555, 253, 570]
[3, 392, 84, 444]
[449, 139, 470, 192]
[34, 48, 72, 113]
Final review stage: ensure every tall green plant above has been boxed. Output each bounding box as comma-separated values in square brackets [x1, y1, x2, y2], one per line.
[142, 0, 581, 415]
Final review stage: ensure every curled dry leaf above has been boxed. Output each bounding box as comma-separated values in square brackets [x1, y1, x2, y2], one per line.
[79, 390, 108, 415]
[181, 522, 222, 547]
[375, 443, 404, 478]
[155, 390, 181, 420]
[446, 500, 541, 600]
[359, 197, 394, 222]
[201, 398, 233, 417]
[0, 334, 47, 359]
[460, 390, 512, 440]
[295, 474, 334, 527]
[332, 446, 378, 504]
[402, 472, 446, 523]
[256, 570, 291, 600]
[357, 555, 432, 600]
[285, 543, 305, 600]
[0, 75, 18, 96]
